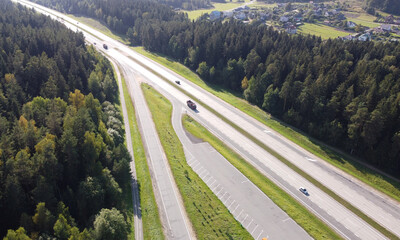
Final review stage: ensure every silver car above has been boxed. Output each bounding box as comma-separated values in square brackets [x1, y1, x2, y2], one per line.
[299, 187, 309, 196]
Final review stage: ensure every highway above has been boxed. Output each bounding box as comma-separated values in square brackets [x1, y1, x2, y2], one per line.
[106, 49, 384, 240]
[15, 0, 400, 239]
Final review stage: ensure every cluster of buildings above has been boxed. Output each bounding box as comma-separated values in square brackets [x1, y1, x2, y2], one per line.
[382, 15, 400, 25]
[339, 22, 400, 42]
[338, 15, 400, 42]
[206, 1, 400, 41]
[209, 5, 253, 21]
[208, 2, 347, 35]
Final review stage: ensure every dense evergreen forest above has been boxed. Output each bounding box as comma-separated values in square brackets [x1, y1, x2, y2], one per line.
[364, 0, 400, 15]
[31, 0, 400, 178]
[0, 1, 131, 239]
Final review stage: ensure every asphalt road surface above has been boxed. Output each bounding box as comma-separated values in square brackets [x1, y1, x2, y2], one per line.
[15, 1, 400, 239]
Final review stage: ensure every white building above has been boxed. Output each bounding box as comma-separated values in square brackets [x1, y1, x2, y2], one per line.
[234, 12, 246, 20]
[223, 11, 233, 18]
[280, 16, 289, 22]
[381, 24, 392, 31]
[347, 21, 356, 28]
[286, 26, 297, 34]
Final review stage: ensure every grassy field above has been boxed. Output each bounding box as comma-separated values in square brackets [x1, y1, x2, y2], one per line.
[376, 11, 400, 18]
[247, 3, 276, 9]
[344, 12, 381, 28]
[184, 1, 242, 20]
[142, 83, 252, 239]
[182, 115, 342, 239]
[298, 23, 350, 39]
[120, 70, 164, 239]
[67, 14, 129, 44]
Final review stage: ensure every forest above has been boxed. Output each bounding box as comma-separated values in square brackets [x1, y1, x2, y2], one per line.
[364, 0, 400, 15]
[0, 1, 131, 239]
[28, 0, 400, 177]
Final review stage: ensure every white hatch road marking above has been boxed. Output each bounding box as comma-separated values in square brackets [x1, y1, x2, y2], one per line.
[232, 204, 240, 214]
[228, 200, 236, 209]
[251, 225, 258, 235]
[209, 179, 217, 187]
[256, 230, 264, 240]
[247, 219, 254, 228]
[237, 209, 244, 219]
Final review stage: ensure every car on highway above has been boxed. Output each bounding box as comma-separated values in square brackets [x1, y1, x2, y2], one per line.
[187, 100, 196, 110]
[175, 80, 180, 85]
[299, 187, 309, 196]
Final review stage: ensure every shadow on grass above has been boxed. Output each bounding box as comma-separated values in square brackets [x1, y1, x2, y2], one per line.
[72, 14, 130, 44]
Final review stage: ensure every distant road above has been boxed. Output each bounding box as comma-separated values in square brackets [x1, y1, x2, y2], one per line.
[14, 1, 400, 239]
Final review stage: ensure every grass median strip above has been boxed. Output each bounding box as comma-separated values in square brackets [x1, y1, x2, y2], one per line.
[182, 114, 341, 239]
[121, 70, 164, 239]
[141, 83, 252, 240]
[128, 48, 399, 240]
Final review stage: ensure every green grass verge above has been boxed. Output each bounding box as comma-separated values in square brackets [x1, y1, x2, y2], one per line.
[122, 184, 135, 240]
[130, 47, 400, 240]
[343, 11, 381, 28]
[67, 14, 129, 44]
[120, 69, 164, 239]
[182, 114, 341, 239]
[346, 17, 380, 28]
[298, 23, 350, 39]
[109, 62, 135, 239]
[141, 83, 252, 240]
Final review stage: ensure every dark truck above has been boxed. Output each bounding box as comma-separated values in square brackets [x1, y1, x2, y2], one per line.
[103, 44, 108, 49]
[187, 100, 196, 110]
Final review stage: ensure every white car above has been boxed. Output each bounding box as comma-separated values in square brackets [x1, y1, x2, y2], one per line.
[299, 187, 309, 196]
